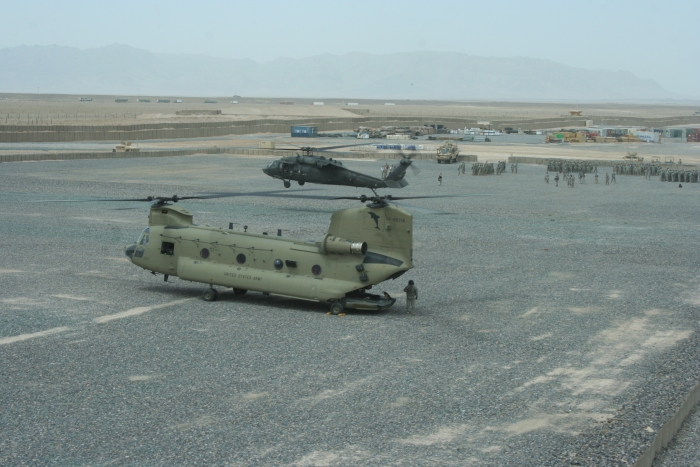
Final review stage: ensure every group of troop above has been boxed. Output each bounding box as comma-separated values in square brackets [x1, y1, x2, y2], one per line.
[457, 161, 467, 175]
[547, 159, 598, 174]
[660, 169, 699, 183]
[510, 162, 519, 173]
[380, 163, 395, 180]
[612, 163, 662, 177]
[471, 162, 495, 176]
[495, 161, 508, 175]
[546, 170, 615, 187]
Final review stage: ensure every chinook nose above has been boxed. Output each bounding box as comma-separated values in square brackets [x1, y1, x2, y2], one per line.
[262, 167, 269, 175]
[124, 244, 137, 260]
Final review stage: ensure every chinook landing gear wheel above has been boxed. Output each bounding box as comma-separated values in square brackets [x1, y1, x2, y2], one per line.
[283, 181, 291, 188]
[202, 288, 218, 302]
[330, 302, 344, 315]
[233, 288, 247, 295]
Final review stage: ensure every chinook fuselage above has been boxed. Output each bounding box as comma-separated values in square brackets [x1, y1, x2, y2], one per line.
[124, 203, 414, 312]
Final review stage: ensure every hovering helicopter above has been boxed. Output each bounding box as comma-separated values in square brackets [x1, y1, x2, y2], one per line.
[262, 145, 420, 189]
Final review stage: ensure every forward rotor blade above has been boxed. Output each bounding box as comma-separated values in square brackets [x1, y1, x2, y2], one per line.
[30, 189, 322, 204]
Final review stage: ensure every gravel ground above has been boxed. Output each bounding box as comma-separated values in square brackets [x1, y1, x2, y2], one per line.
[0, 154, 699, 466]
[653, 403, 700, 466]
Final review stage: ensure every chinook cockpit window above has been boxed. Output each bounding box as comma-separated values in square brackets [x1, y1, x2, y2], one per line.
[136, 228, 150, 245]
[161, 242, 174, 256]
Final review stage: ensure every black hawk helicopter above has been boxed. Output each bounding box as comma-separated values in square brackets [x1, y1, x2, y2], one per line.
[263, 144, 420, 189]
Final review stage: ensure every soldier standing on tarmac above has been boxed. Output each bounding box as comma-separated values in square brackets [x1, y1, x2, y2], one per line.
[605, 173, 610, 185]
[611, 173, 616, 184]
[545, 171, 549, 183]
[438, 173, 443, 185]
[554, 174, 559, 187]
[404, 280, 418, 313]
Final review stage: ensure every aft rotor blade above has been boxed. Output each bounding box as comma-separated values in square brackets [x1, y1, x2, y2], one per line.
[382, 193, 492, 201]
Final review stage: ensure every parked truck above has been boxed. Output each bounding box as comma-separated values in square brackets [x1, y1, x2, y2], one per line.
[436, 141, 459, 163]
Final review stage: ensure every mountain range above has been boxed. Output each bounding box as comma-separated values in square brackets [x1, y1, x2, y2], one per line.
[0, 44, 678, 101]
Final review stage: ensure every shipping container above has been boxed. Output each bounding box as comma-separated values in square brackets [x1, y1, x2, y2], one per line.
[291, 126, 318, 138]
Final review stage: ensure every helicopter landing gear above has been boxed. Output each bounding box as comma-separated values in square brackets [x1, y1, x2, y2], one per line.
[298, 181, 305, 186]
[330, 301, 344, 315]
[202, 288, 218, 302]
[283, 180, 291, 188]
[233, 288, 247, 295]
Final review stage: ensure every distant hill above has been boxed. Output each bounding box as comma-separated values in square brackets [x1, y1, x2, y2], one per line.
[0, 44, 676, 101]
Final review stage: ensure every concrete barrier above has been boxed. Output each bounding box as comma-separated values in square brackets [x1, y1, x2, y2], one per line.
[632, 382, 700, 467]
[508, 156, 618, 167]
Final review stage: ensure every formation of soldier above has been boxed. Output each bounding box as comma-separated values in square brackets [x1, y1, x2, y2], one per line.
[613, 163, 662, 176]
[547, 159, 598, 174]
[546, 169, 617, 188]
[510, 162, 518, 173]
[457, 161, 466, 175]
[471, 162, 495, 175]
[660, 169, 699, 183]
[495, 161, 507, 175]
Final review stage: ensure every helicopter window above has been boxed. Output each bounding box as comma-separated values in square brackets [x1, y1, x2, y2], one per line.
[200, 248, 210, 259]
[236, 253, 246, 264]
[161, 242, 174, 256]
[282, 164, 290, 173]
[139, 235, 149, 246]
[273, 259, 283, 270]
[312, 265, 322, 276]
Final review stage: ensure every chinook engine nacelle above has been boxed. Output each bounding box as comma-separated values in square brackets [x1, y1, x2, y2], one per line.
[320, 235, 368, 255]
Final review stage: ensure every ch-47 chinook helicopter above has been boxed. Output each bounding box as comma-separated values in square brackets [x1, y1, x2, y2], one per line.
[263, 145, 420, 189]
[104, 190, 464, 314]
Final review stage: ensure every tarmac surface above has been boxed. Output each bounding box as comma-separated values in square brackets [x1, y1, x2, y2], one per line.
[1, 154, 699, 466]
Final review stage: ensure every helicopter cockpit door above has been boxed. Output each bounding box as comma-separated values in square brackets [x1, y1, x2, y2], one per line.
[159, 238, 177, 273]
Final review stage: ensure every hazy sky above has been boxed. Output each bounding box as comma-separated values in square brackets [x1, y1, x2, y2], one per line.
[1, 0, 697, 96]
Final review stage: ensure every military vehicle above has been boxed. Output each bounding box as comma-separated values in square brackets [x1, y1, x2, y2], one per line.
[436, 141, 459, 164]
[43, 190, 484, 314]
[120, 194, 422, 314]
[263, 146, 419, 189]
[624, 152, 643, 162]
[113, 141, 139, 153]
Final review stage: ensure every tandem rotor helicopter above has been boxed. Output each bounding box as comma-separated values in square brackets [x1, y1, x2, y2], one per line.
[46, 190, 479, 314]
[262, 144, 421, 189]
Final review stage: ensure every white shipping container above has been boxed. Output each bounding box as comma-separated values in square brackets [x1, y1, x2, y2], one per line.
[634, 131, 659, 143]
